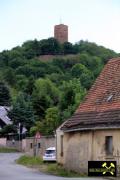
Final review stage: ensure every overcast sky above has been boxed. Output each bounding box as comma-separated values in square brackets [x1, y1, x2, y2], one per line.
[0, 0, 120, 52]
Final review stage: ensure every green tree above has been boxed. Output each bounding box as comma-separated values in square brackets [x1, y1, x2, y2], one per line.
[80, 71, 94, 90]
[32, 78, 59, 118]
[9, 57, 27, 69]
[71, 63, 88, 78]
[0, 82, 11, 106]
[0, 50, 10, 66]
[3, 68, 16, 86]
[40, 38, 61, 55]
[59, 79, 86, 119]
[9, 93, 35, 132]
[1, 124, 17, 136]
[22, 39, 41, 59]
[71, 63, 94, 90]
[16, 75, 28, 91]
[24, 76, 35, 95]
[30, 121, 44, 136]
[45, 107, 60, 135]
[62, 42, 74, 54]
[79, 53, 103, 77]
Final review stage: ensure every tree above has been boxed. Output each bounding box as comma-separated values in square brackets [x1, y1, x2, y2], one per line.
[0, 50, 10, 66]
[59, 79, 86, 119]
[9, 93, 35, 132]
[22, 39, 41, 59]
[30, 107, 61, 136]
[80, 71, 94, 90]
[9, 57, 27, 69]
[60, 82, 75, 110]
[24, 76, 35, 95]
[71, 63, 88, 78]
[32, 78, 59, 118]
[40, 38, 61, 55]
[45, 107, 60, 135]
[30, 121, 44, 136]
[0, 82, 11, 106]
[79, 53, 103, 75]
[0, 124, 17, 136]
[62, 42, 74, 54]
[16, 75, 28, 91]
[3, 68, 16, 86]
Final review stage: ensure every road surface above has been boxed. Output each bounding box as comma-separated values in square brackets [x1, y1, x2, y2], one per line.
[0, 153, 107, 180]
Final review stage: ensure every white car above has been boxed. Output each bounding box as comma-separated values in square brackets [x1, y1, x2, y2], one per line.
[43, 147, 56, 161]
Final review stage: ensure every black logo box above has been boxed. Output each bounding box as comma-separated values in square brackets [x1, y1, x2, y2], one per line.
[88, 161, 117, 177]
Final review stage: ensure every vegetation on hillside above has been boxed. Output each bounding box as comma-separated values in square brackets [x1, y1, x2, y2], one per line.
[0, 38, 118, 136]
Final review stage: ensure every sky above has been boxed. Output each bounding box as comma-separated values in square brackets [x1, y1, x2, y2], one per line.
[0, 0, 120, 52]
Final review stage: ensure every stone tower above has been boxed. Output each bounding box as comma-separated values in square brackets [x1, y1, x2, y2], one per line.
[54, 24, 68, 43]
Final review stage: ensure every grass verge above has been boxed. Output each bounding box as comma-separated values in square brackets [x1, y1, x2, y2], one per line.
[0, 147, 19, 153]
[17, 155, 84, 177]
[17, 155, 43, 167]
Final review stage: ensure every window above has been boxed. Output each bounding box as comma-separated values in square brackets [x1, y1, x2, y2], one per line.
[107, 94, 113, 102]
[105, 136, 113, 155]
[60, 135, 63, 156]
[30, 143, 33, 149]
[38, 143, 41, 149]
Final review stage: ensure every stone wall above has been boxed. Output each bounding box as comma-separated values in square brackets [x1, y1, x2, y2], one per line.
[0, 138, 7, 146]
[6, 140, 22, 150]
[0, 136, 55, 155]
[22, 136, 55, 157]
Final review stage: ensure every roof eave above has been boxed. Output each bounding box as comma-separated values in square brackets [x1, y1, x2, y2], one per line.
[62, 126, 120, 133]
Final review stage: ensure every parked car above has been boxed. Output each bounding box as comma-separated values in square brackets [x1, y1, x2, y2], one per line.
[43, 147, 56, 161]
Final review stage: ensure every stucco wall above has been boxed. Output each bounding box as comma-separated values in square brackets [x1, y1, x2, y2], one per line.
[92, 129, 120, 164]
[63, 131, 92, 173]
[56, 128, 64, 164]
[57, 129, 120, 173]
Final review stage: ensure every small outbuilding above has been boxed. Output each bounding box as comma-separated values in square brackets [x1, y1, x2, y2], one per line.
[0, 106, 12, 129]
[56, 58, 120, 173]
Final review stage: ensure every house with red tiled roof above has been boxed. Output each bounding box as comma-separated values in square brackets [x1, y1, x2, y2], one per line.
[56, 58, 120, 173]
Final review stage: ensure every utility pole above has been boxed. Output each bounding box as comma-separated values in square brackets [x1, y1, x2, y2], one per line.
[19, 122, 21, 151]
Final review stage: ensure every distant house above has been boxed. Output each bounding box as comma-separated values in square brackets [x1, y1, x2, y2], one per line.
[0, 106, 12, 129]
[56, 58, 120, 173]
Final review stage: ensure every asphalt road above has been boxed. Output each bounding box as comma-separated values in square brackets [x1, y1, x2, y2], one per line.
[0, 153, 107, 180]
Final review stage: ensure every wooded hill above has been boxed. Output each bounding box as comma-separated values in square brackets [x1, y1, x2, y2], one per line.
[0, 38, 118, 136]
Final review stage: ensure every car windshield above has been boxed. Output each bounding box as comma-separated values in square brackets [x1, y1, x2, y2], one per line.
[45, 150, 55, 154]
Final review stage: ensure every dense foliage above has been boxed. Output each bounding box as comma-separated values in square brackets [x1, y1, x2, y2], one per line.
[0, 38, 118, 135]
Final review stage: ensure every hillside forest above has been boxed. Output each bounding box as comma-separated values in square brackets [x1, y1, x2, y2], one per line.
[0, 38, 118, 136]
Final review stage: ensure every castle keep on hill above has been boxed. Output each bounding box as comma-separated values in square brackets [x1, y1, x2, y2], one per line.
[54, 24, 68, 43]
